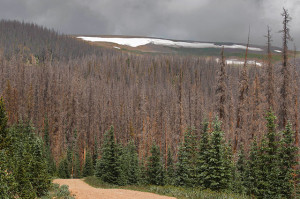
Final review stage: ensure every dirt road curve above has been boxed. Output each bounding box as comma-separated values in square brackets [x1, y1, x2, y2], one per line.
[53, 179, 176, 199]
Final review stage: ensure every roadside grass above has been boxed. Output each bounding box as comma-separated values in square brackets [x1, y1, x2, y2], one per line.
[40, 183, 75, 199]
[84, 176, 250, 199]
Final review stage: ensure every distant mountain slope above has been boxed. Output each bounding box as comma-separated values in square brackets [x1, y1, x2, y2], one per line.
[0, 20, 110, 61]
[75, 35, 284, 63]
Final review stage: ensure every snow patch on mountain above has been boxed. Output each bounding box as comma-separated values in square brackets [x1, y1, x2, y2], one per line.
[216, 58, 262, 66]
[77, 36, 263, 51]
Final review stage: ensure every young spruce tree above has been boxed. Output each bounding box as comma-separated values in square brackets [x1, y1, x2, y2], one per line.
[165, 147, 175, 185]
[206, 118, 231, 191]
[196, 121, 210, 188]
[95, 126, 120, 184]
[147, 143, 164, 185]
[175, 127, 197, 187]
[83, 150, 94, 177]
[278, 123, 298, 198]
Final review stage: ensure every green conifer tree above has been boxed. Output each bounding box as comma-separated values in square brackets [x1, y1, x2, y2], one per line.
[223, 142, 234, 191]
[0, 150, 16, 199]
[73, 130, 81, 178]
[95, 126, 120, 184]
[245, 138, 260, 196]
[165, 147, 175, 185]
[0, 98, 16, 199]
[147, 143, 164, 185]
[121, 140, 140, 185]
[278, 123, 298, 198]
[256, 111, 281, 198]
[83, 150, 94, 177]
[30, 136, 51, 196]
[265, 111, 281, 197]
[206, 118, 230, 191]
[236, 144, 247, 193]
[15, 158, 37, 199]
[58, 158, 70, 179]
[196, 121, 210, 187]
[93, 137, 99, 169]
[138, 158, 148, 185]
[175, 127, 197, 187]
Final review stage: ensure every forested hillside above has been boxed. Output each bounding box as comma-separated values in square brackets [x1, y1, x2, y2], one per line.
[0, 20, 113, 61]
[0, 8, 299, 198]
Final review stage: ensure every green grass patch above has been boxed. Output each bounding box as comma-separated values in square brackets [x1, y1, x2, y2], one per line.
[84, 176, 250, 199]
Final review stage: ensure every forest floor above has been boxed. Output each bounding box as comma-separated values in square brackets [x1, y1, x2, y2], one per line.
[53, 179, 176, 199]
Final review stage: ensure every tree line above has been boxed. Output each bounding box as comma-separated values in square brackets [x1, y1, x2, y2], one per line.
[0, 98, 50, 198]
[56, 112, 298, 199]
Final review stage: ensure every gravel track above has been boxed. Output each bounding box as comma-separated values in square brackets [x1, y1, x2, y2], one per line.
[53, 179, 176, 199]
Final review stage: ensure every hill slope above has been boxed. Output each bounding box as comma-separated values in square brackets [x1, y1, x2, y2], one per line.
[0, 20, 111, 61]
[75, 35, 284, 62]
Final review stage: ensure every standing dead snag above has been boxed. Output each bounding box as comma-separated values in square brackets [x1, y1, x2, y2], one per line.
[215, 46, 228, 133]
[265, 26, 275, 111]
[279, 8, 292, 129]
[292, 46, 299, 149]
[234, 29, 250, 153]
[178, 68, 184, 139]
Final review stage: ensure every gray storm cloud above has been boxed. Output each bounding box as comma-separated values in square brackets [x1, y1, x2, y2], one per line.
[0, 0, 299, 47]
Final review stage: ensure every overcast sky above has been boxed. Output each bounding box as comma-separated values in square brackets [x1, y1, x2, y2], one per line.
[1, 0, 300, 47]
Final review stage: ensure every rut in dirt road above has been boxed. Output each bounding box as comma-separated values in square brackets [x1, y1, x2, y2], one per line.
[53, 179, 176, 199]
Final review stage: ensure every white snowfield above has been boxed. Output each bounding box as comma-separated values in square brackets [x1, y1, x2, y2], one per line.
[216, 58, 262, 66]
[274, 50, 282, 53]
[226, 59, 262, 66]
[77, 36, 263, 51]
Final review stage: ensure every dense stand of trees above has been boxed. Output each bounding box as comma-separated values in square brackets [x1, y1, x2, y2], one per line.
[57, 114, 297, 199]
[0, 7, 300, 198]
[0, 98, 51, 198]
[0, 19, 299, 162]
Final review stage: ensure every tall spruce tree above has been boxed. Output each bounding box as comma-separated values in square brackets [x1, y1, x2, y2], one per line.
[73, 130, 81, 178]
[245, 138, 260, 196]
[95, 126, 120, 184]
[147, 143, 164, 185]
[93, 136, 99, 170]
[0, 97, 16, 199]
[255, 111, 281, 198]
[30, 136, 50, 196]
[0, 149, 16, 199]
[165, 147, 175, 185]
[9, 121, 51, 197]
[126, 141, 140, 185]
[118, 141, 140, 185]
[265, 111, 281, 197]
[206, 118, 230, 191]
[175, 127, 197, 187]
[83, 150, 94, 177]
[58, 157, 70, 179]
[236, 145, 247, 193]
[196, 121, 210, 187]
[278, 123, 298, 198]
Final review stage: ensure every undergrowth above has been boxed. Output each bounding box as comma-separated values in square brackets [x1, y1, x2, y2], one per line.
[40, 183, 75, 199]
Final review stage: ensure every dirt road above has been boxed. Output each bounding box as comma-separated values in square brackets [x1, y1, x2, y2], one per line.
[53, 179, 176, 199]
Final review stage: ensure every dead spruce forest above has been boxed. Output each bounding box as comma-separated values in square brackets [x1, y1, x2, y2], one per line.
[0, 11, 299, 173]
